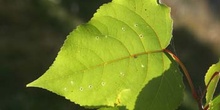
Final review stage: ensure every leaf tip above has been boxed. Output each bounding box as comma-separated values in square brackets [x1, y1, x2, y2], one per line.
[26, 79, 41, 88]
[26, 81, 35, 88]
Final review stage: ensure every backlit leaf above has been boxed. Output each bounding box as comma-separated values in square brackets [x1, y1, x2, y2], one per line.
[204, 61, 220, 107]
[208, 95, 220, 110]
[27, 0, 184, 109]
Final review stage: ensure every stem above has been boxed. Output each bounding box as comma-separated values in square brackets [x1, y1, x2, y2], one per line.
[164, 49, 203, 110]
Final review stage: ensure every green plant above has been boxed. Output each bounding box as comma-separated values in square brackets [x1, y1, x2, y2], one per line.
[27, 0, 220, 109]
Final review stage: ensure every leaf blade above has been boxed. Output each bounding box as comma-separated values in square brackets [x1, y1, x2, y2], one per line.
[27, 0, 183, 109]
[134, 54, 184, 110]
[205, 61, 220, 105]
[209, 95, 220, 110]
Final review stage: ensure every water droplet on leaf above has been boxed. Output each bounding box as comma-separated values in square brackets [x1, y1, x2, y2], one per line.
[70, 81, 74, 85]
[134, 24, 138, 27]
[95, 36, 99, 40]
[122, 27, 126, 31]
[64, 87, 67, 91]
[88, 85, 93, 89]
[101, 82, 106, 86]
[139, 34, 144, 38]
[80, 87, 83, 91]
[120, 72, 124, 76]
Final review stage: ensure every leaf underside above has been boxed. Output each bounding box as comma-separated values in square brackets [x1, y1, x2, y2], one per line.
[27, 0, 184, 109]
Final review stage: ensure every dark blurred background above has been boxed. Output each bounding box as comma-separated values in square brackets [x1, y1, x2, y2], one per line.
[0, 0, 219, 110]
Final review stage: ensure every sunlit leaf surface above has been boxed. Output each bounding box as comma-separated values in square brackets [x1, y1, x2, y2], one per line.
[27, 0, 184, 109]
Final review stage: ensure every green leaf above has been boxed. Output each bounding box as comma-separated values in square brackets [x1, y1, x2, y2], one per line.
[97, 55, 184, 110]
[98, 106, 126, 110]
[205, 61, 220, 105]
[134, 55, 184, 110]
[208, 95, 220, 110]
[27, 0, 184, 109]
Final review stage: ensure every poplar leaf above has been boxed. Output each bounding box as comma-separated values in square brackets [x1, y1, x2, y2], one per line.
[27, 0, 184, 109]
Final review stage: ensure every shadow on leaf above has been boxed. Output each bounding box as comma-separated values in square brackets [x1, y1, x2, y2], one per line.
[134, 58, 184, 110]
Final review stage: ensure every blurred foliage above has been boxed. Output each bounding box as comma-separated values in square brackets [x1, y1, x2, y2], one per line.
[0, 0, 109, 110]
[0, 0, 219, 110]
[162, 0, 220, 53]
